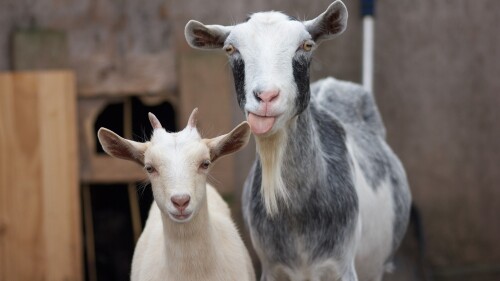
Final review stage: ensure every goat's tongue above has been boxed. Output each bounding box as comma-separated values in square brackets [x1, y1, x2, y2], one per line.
[248, 113, 275, 135]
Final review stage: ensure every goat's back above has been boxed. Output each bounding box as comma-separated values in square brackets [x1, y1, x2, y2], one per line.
[311, 77, 412, 279]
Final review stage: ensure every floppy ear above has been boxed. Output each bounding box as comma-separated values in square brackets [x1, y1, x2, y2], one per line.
[205, 122, 251, 162]
[97, 128, 148, 166]
[185, 20, 233, 49]
[304, 0, 348, 42]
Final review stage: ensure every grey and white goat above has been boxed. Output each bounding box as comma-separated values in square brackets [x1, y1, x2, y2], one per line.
[97, 110, 255, 281]
[185, 1, 412, 280]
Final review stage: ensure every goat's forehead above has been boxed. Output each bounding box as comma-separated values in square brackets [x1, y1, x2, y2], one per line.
[248, 11, 293, 24]
[146, 129, 207, 161]
[230, 11, 309, 45]
[150, 128, 200, 144]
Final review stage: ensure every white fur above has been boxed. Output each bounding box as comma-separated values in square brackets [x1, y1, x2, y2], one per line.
[221, 13, 319, 216]
[255, 130, 290, 214]
[346, 136, 394, 281]
[226, 13, 311, 135]
[131, 185, 255, 281]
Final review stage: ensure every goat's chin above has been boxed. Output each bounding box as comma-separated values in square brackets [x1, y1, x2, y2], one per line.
[168, 211, 194, 223]
[255, 130, 290, 216]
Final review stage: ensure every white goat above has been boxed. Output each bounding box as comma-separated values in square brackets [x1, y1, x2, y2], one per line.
[97, 109, 256, 281]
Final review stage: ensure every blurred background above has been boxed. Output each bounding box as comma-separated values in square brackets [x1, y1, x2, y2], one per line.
[0, 0, 499, 281]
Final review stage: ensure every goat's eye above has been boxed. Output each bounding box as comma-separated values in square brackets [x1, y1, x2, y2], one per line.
[302, 41, 314, 51]
[200, 160, 211, 170]
[145, 165, 156, 174]
[224, 44, 235, 55]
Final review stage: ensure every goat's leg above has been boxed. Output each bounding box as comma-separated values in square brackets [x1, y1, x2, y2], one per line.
[339, 264, 358, 281]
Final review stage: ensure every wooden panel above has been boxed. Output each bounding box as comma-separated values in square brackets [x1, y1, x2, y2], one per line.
[81, 156, 145, 183]
[0, 71, 82, 281]
[179, 52, 236, 194]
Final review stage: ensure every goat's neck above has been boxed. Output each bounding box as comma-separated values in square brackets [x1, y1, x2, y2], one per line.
[255, 108, 326, 213]
[161, 194, 217, 277]
[285, 108, 326, 185]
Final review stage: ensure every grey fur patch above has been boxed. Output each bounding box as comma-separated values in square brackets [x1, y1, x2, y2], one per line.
[229, 56, 246, 109]
[311, 78, 389, 188]
[243, 106, 359, 267]
[242, 77, 412, 277]
[292, 54, 311, 115]
[246, 162, 298, 265]
[310, 77, 411, 259]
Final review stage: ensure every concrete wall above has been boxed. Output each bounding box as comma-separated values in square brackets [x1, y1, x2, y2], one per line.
[376, 0, 500, 272]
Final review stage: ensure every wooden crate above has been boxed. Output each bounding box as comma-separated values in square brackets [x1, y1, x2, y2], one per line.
[0, 71, 82, 281]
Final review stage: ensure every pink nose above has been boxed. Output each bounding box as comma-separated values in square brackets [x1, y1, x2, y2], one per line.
[256, 90, 280, 103]
[171, 195, 190, 211]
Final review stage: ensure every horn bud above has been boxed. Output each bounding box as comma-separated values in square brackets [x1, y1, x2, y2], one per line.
[148, 112, 162, 129]
[187, 108, 199, 129]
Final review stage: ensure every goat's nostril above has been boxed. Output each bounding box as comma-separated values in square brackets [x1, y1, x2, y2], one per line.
[253, 91, 262, 102]
[257, 90, 280, 103]
[171, 195, 191, 209]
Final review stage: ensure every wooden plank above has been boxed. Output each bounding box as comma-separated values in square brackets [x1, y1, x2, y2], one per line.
[0, 71, 82, 281]
[179, 52, 236, 194]
[0, 70, 9, 280]
[80, 155, 145, 184]
[0, 72, 44, 281]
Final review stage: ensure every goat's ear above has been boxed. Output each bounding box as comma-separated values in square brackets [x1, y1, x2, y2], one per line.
[97, 128, 147, 166]
[185, 20, 233, 49]
[304, 0, 348, 42]
[205, 122, 251, 162]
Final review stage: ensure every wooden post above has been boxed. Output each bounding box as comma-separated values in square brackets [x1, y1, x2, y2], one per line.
[0, 71, 82, 281]
[179, 52, 236, 195]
